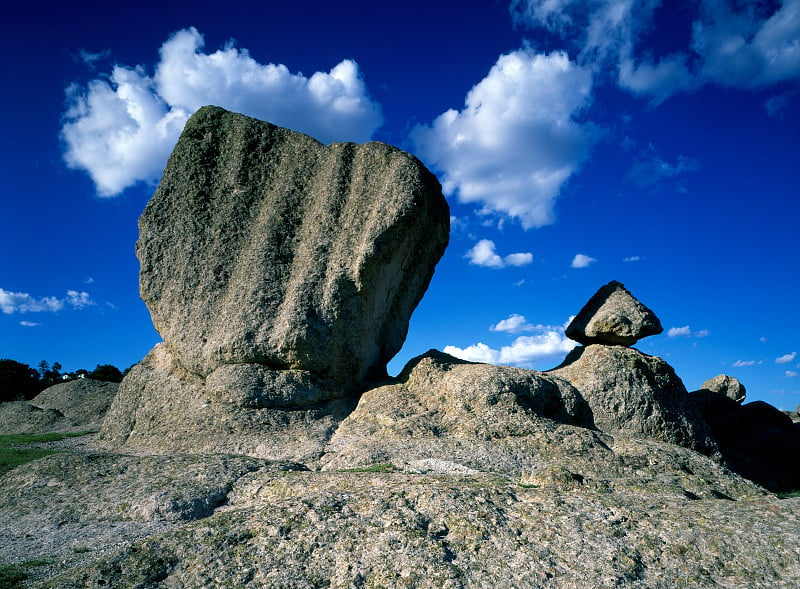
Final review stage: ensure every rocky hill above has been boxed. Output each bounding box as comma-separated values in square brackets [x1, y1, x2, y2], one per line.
[1, 107, 798, 588]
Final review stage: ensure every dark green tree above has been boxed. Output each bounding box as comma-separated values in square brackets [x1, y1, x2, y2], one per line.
[88, 364, 123, 383]
[0, 359, 43, 402]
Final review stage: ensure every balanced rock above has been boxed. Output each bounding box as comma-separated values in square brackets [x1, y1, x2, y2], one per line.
[138, 105, 449, 386]
[549, 345, 716, 453]
[565, 280, 662, 346]
[700, 374, 746, 403]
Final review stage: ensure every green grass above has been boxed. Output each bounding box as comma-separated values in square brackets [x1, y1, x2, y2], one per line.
[777, 490, 800, 499]
[0, 431, 93, 446]
[0, 563, 27, 589]
[0, 431, 93, 476]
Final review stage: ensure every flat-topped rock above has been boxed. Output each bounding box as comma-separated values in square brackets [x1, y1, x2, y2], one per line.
[565, 280, 663, 346]
[138, 105, 449, 386]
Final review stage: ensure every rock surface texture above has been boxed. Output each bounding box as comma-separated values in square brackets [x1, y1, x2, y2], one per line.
[565, 280, 662, 346]
[138, 105, 449, 386]
[100, 106, 449, 457]
[4, 107, 799, 585]
[700, 374, 746, 403]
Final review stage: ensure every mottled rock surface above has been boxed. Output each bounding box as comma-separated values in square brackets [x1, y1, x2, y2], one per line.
[0, 401, 70, 435]
[700, 374, 746, 403]
[3, 445, 797, 589]
[549, 345, 715, 453]
[31, 379, 118, 427]
[98, 344, 357, 463]
[139, 105, 449, 386]
[565, 281, 662, 346]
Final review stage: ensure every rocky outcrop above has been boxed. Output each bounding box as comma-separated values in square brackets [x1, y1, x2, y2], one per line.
[549, 345, 716, 453]
[565, 280, 662, 346]
[138, 105, 448, 387]
[31, 379, 118, 428]
[0, 380, 118, 435]
[699, 374, 746, 403]
[100, 106, 448, 456]
[99, 344, 357, 463]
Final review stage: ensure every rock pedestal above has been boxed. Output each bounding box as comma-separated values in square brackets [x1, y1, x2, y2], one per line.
[100, 106, 449, 459]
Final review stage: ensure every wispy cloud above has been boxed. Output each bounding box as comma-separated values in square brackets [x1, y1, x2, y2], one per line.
[19, 321, 40, 327]
[62, 27, 383, 196]
[412, 49, 595, 229]
[570, 253, 596, 268]
[0, 288, 94, 314]
[786, 370, 798, 378]
[511, 0, 800, 105]
[465, 240, 533, 269]
[776, 352, 797, 364]
[623, 255, 642, 262]
[733, 359, 761, 367]
[490, 314, 536, 334]
[667, 325, 710, 338]
[625, 144, 700, 188]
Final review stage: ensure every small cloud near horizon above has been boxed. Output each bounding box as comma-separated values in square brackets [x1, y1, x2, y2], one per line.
[466, 239, 533, 269]
[571, 253, 596, 268]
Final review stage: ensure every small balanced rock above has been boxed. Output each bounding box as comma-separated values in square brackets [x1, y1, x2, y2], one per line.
[700, 374, 746, 403]
[565, 280, 663, 346]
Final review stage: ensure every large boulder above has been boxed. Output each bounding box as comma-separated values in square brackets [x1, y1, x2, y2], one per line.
[548, 344, 716, 453]
[138, 105, 449, 387]
[565, 280, 663, 346]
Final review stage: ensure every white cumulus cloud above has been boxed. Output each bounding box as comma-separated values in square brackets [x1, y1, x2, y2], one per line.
[490, 314, 536, 334]
[62, 27, 383, 197]
[0, 288, 95, 314]
[445, 330, 576, 369]
[776, 352, 797, 364]
[570, 253, 596, 268]
[0, 288, 64, 314]
[465, 239, 533, 269]
[667, 325, 709, 338]
[411, 49, 595, 229]
[786, 370, 799, 378]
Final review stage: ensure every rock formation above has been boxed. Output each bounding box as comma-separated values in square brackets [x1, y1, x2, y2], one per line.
[100, 106, 449, 458]
[564, 280, 662, 346]
[138, 105, 448, 387]
[699, 374, 746, 403]
[550, 282, 714, 453]
[4, 109, 800, 586]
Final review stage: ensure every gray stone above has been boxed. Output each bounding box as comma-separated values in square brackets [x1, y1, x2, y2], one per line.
[138, 105, 449, 387]
[700, 374, 746, 403]
[31, 379, 118, 427]
[98, 344, 357, 463]
[565, 280, 663, 346]
[549, 344, 716, 453]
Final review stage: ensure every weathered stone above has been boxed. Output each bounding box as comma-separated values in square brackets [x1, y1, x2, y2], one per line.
[98, 344, 357, 463]
[703, 400, 800, 492]
[0, 401, 70, 435]
[548, 344, 716, 453]
[565, 280, 663, 346]
[321, 349, 594, 475]
[700, 374, 746, 403]
[31, 379, 118, 427]
[138, 105, 449, 387]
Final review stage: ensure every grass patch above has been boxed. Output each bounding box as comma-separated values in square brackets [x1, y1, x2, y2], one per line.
[72, 546, 90, 554]
[0, 431, 93, 477]
[0, 563, 27, 589]
[0, 431, 93, 446]
[777, 490, 800, 499]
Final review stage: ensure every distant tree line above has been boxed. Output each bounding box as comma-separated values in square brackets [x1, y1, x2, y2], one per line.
[0, 359, 127, 403]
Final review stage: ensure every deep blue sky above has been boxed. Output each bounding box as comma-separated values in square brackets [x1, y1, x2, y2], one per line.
[2, 1, 798, 410]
